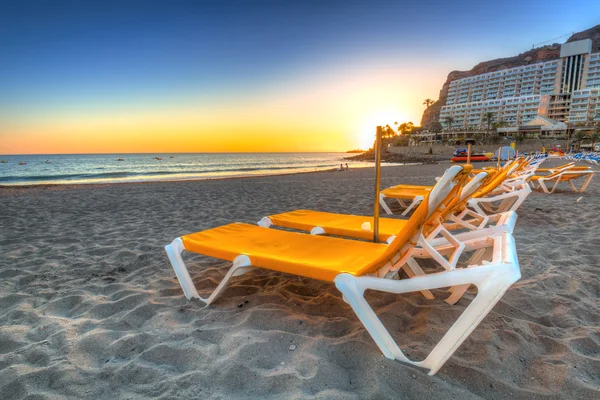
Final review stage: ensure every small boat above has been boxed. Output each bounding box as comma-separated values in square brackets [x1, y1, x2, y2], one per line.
[451, 154, 490, 163]
[45, 160, 53, 164]
[116, 158, 125, 161]
[169, 156, 174, 158]
[0, 160, 7, 163]
[155, 157, 163, 160]
[18, 161, 27, 165]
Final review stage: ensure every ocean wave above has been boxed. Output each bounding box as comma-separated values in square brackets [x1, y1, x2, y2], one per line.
[0, 164, 337, 184]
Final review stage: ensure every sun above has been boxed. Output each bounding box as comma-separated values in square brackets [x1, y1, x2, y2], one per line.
[355, 109, 406, 150]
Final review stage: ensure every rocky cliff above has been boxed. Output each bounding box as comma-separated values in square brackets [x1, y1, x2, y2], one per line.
[420, 24, 600, 129]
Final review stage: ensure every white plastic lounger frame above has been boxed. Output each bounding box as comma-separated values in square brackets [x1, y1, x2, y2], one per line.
[335, 232, 520, 375]
[530, 170, 595, 194]
[165, 238, 254, 303]
[442, 210, 517, 244]
[379, 193, 424, 216]
[467, 184, 531, 216]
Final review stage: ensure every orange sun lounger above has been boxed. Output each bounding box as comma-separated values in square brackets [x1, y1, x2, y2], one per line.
[529, 167, 595, 193]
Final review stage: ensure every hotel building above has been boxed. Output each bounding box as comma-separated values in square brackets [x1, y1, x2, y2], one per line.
[439, 39, 600, 136]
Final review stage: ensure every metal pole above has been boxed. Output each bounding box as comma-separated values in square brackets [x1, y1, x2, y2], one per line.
[467, 143, 472, 164]
[373, 126, 382, 243]
[497, 147, 502, 169]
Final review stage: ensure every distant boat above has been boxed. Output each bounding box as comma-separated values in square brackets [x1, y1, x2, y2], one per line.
[45, 160, 53, 164]
[0, 160, 7, 163]
[116, 158, 125, 161]
[169, 156, 174, 158]
[155, 157, 163, 160]
[18, 161, 27, 165]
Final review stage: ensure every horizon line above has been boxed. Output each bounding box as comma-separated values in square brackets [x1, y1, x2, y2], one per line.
[0, 150, 365, 156]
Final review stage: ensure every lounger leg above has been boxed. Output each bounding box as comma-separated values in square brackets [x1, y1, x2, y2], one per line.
[165, 238, 201, 300]
[401, 196, 424, 217]
[165, 238, 253, 305]
[580, 174, 594, 192]
[204, 256, 253, 305]
[549, 178, 561, 194]
[570, 174, 594, 193]
[402, 258, 435, 300]
[537, 180, 550, 194]
[334, 253, 520, 375]
[379, 194, 393, 215]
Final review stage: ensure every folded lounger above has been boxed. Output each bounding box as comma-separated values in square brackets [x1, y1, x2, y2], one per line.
[165, 166, 521, 375]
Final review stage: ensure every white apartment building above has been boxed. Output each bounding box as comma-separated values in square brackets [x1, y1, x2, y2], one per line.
[440, 39, 600, 132]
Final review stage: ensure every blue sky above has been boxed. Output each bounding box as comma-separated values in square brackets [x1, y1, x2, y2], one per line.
[0, 0, 598, 153]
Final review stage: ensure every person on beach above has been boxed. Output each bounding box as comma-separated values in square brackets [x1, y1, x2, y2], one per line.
[345, 163, 349, 171]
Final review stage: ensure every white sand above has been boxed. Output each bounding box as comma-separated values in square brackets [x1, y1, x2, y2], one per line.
[1, 160, 599, 399]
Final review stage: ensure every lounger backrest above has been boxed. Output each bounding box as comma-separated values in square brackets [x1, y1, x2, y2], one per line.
[426, 169, 486, 225]
[361, 166, 467, 274]
[472, 161, 519, 198]
[459, 172, 488, 202]
[426, 165, 466, 218]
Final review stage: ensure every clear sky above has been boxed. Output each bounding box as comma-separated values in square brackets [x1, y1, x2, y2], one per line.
[0, 0, 598, 154]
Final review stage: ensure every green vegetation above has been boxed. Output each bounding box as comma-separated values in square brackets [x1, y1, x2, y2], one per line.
[482, 112, 494, 137]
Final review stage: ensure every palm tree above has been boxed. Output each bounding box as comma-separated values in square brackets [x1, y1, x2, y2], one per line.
[444, 116, 454, 131]
[381, 124, 396, 139]
[574, 131, 589, 151]
[482, 112, 494, 137]
[589, 129, 600, 150]
[397, 122, 414, 135]
[423, 99, 434, 109]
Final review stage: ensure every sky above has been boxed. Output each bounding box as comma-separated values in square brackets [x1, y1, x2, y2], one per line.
[0, 0, 599, 154]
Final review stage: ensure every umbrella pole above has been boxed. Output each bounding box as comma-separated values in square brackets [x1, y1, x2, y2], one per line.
[373, 126, 382, 243]
[467, 143, 472, 164]
[497, 147, 502, 169]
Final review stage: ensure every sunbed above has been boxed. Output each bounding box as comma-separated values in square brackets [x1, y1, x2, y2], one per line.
[529, 166, 595, 193]
[164, 165, 521, 375]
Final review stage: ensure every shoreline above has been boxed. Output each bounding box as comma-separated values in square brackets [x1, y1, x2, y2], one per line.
[0, 163, 419, 191]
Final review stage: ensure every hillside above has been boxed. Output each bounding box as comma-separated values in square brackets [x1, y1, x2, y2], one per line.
[421, 24, 600, 129]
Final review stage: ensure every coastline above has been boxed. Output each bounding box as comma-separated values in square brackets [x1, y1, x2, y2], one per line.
[0, 163, 416, 190]
[344, 148, 448, 164]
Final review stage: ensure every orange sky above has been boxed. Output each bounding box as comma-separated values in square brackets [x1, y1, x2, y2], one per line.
[0, 64, 444, 155]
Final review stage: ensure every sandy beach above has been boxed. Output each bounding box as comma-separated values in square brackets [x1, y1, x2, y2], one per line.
[1, 160, 599, 399]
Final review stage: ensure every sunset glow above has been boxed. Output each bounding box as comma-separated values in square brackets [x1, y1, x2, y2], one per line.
[0, 1, 597, 155]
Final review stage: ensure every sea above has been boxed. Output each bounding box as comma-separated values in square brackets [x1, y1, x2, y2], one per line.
[0, 153, 380, 186]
